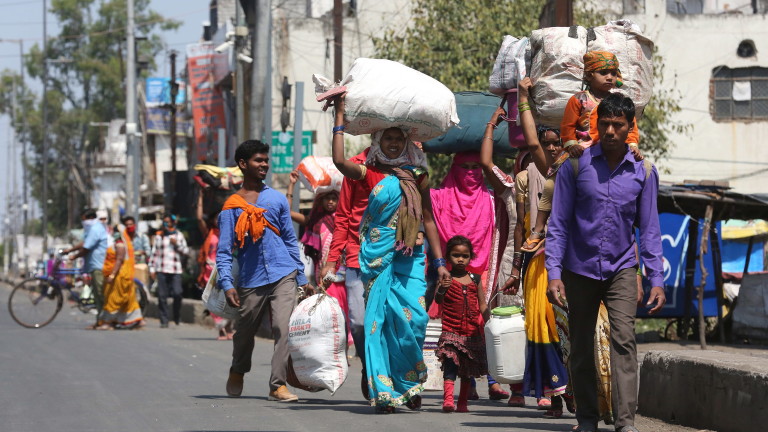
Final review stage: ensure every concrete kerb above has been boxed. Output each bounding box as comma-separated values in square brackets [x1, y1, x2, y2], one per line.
[639, 350, 768, 432]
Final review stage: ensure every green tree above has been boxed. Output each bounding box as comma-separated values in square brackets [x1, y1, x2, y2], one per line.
[373, 0, 684, 184]
[0, 0, 179, 235]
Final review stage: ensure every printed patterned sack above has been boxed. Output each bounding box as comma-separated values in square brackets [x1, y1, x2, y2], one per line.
[489, 36, 531, 96]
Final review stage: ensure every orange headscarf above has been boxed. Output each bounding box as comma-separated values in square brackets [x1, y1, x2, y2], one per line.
[583, 50, 623, 88]
[222, 194, 280, 248]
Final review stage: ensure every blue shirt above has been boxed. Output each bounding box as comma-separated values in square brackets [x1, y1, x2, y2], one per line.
[545, 144, 664, 288]
[216, 186, 308, 290]
[83, 222, 109, 273]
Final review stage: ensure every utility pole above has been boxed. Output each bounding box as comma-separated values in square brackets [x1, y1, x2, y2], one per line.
[291, 82, 304, 232]
[333, 0, 343, 81]
[19, 40, 28, 274]
[126, 0, 139, 217]
[234, 0, 246, 149]
[168, 50, 178, 214]
[41, 0, 48, 256]
[251, 0, 273, 185]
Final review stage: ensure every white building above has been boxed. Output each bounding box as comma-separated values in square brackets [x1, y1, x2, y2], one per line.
[617, 0, 768, 194]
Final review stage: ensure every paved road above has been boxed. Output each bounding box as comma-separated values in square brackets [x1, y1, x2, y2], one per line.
[0, 282, 706, 432]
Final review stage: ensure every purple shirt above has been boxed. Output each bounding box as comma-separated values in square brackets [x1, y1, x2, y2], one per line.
[545, 144, 664, 288]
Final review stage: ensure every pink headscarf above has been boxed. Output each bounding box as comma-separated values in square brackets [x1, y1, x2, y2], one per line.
[430, 152, 494, 274]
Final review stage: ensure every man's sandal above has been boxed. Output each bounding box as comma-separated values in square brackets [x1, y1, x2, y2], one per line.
[572, 425, 597, 432]
[521, 231, 546, 252]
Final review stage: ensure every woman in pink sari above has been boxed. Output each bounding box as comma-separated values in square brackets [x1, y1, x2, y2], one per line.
[430, 151, 509, 400]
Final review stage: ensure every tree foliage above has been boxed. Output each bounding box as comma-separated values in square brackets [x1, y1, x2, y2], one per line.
[373, 0, 543, 185]
[0, 0, 179, 234]
[373, 0, 684, 185]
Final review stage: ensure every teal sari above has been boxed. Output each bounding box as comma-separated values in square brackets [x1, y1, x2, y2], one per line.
[359, 170, 429, 408]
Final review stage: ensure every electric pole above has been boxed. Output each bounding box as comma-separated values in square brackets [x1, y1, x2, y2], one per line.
[126, 0, 139, 217]
[168, 50, 178, 214]
[41, 0, 48, 256]
[235, 0, 246, 149]
[333, 0, 343, 81]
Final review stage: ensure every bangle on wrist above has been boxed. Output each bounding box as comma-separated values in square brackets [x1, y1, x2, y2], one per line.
[486, 122, 498, 129]
[432, 258, 447, 268]
[518, 106, 531, 113]
[332, 125, 346, 132]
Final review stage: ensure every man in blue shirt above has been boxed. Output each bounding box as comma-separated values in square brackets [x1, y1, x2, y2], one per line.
[64, 208, 109, 327]
[218, 140, 309, 403]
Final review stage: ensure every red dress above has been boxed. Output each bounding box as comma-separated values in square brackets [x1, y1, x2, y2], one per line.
[435, 276, 488, 378]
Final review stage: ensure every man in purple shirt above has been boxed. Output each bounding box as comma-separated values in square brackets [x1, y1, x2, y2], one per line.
[545, 93, 666, 432]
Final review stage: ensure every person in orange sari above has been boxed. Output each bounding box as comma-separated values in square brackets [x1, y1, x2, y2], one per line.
[98, 225, 145, 330]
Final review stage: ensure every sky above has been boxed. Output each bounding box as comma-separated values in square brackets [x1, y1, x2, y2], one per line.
[0, 0, 209, 232]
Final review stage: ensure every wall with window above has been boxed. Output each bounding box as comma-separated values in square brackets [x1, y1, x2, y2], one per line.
[619, 0, 768, 194]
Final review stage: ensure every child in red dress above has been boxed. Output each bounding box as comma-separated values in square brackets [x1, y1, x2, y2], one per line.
[435, 235, 491, 413]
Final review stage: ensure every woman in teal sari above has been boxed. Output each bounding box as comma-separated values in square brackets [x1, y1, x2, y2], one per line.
[328, 94, 450, 413]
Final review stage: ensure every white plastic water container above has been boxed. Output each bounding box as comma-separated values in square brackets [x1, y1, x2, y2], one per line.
[484, 306, 527, 384]
[422, 319, 444, 391]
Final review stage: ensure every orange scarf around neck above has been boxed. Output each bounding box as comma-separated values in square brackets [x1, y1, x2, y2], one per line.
[222, 193, 280, 248]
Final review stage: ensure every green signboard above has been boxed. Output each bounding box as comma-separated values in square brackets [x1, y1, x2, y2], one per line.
[270, 131, 313, 173]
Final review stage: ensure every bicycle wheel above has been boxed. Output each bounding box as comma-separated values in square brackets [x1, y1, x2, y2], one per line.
[134, 279, 148, 314]
[8, 278, 64, 328]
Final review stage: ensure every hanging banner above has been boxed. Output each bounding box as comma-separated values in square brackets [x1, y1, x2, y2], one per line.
[145, 107, 193, 136]
[187, 42, 227, 161]
[145, 77, 187, 107]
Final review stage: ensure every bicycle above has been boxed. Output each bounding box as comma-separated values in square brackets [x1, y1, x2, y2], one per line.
[8, 253, 149, 329]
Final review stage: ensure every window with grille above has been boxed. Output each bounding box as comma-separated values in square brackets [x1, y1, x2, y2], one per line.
[711, 66, 768, 121]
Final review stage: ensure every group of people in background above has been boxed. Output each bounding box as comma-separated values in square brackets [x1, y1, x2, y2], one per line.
[63, 208, 190, 332]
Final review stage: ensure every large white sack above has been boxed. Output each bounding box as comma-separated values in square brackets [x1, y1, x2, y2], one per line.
[587, 20, 654, 118]
[297, 156, 343, 194]
[313, 58, 459, 141]
[287, 293, 348, 394]
[488, 36, 531, 96]
[529, 26, 588, 128]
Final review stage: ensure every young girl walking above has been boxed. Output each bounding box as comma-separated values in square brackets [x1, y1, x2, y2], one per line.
[435, 235, 490, 413]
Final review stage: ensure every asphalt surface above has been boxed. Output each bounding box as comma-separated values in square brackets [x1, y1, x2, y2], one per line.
[0, 281, 709, 432]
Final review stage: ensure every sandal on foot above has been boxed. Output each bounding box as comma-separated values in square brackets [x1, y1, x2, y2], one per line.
[572, 425, 597, 432]
[537, 397, 552, 410]
[521, 231, 546, 252]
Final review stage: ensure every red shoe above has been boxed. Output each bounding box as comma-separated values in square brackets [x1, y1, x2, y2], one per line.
[488, 384, 510, 400]
[442, 379, 455, 413]
[457, 378, 470, 413]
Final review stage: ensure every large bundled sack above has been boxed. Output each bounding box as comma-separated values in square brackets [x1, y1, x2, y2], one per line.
[588, 20, 654, 117]
[529, 22, 654, 127]
[529, 25, 589, 128]
[488, 36, 531, 97]
[313, 58, 459, 141]
[286, 293, 348, 394]
[297, 156, 343, 194]
[422, 92, 517, 156]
